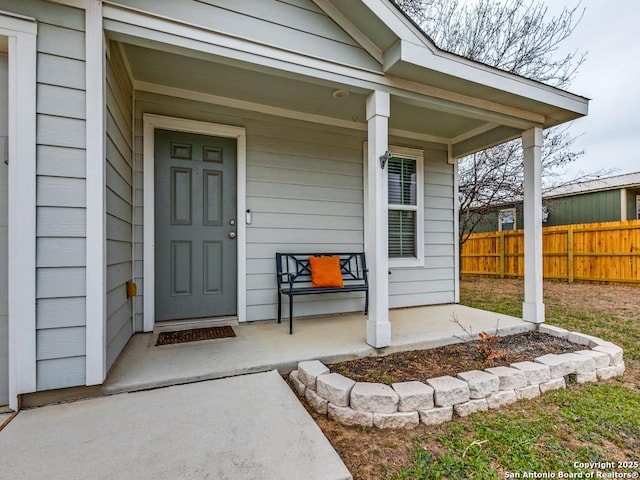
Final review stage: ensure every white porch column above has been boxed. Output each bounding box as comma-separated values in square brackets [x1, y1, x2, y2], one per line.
[365, 91, 391, 348]
[620, 188, 627, 221]
[85, 0, 106, 384]
[522, 127, 545, 323]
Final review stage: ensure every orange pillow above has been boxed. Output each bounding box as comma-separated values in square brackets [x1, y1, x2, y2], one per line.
[309, 256, 344, 288]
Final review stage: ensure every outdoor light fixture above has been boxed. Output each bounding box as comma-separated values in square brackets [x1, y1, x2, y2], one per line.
[379, 150, 392, 169]
[331, 88, 349, 99]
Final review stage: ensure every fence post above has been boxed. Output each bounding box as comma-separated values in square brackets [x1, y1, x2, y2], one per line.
[567, 227, 574, 283]
[499, 232, 505, 278]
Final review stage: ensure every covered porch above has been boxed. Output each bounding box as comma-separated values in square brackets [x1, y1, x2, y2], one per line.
[102, 304, 533, 396]
[80, 0, 586, 403]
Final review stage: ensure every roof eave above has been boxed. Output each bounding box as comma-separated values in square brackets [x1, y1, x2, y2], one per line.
[384, 39, 589, 127]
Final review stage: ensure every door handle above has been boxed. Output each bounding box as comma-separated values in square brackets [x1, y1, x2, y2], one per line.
[229, 232, 236, 239]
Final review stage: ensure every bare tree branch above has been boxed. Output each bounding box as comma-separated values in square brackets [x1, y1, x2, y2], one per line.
[392, 0, 604, 246]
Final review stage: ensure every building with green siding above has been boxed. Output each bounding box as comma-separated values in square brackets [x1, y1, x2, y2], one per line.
[468, 172, 640, 233]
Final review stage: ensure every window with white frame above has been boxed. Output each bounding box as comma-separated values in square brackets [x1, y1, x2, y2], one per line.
[387, 147, 424, 266]
[636, 195, 640, 220]
[498, 208, 516, 231]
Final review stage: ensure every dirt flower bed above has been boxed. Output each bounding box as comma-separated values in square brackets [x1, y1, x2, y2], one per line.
[327, 331, 580, 384]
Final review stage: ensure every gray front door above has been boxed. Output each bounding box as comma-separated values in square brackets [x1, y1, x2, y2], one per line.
[0, 54, 8, 406]
[154, 129, 237, 322]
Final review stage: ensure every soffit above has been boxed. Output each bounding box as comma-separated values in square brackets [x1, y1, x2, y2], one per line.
[124, 41, 509, 144]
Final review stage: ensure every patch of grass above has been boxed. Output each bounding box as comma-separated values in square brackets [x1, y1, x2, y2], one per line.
[392, 384, 640, 479]
[546, 306, 640, 361]
[554, 383, 640, 450]
[390, 278, 640, 479]
[460, 279, 640, 361]
[460, 285, 522, 318]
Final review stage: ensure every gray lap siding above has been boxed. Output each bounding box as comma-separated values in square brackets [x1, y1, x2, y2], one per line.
[133, 92, 455, 326]
[0, 0, 90, 391]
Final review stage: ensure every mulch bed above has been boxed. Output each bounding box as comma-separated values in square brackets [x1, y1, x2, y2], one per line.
[328, 331, 580, 384]
[155, 326, 236, 346]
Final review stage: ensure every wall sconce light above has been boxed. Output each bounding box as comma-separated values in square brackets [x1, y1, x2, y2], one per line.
[379, 150, 392, 169]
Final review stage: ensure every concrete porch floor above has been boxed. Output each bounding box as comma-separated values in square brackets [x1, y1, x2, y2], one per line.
[102, 304, 534, 396]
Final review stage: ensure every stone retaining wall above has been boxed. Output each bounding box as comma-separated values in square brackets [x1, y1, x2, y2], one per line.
[288, 325, 625, 429]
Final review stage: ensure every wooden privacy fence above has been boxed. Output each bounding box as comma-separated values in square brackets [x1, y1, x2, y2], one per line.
[460, 220, 640, 284]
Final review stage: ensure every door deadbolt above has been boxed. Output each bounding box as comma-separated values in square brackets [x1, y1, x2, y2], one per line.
[229, 219, 236, 226]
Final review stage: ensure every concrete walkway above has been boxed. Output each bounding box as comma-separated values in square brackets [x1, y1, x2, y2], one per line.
[0, 370, 351, 480]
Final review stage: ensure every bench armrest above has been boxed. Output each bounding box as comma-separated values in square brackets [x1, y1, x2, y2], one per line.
[278, 272, 294, 285]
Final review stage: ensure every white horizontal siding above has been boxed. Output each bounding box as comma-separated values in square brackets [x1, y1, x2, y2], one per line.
[37, 267, 86, 299]
[37, 84, 85, 119]
[3, 2, 84, 31]
[131, 93, 457, 327]
[108, 239, 132, 265]
[36, 237, 85, 267]
[390, 291, 455, 309]
[106, 302, 133, 368]
[107, 189, 132, 223]
[36, 326, 86, 360]
[106, 161, 132, 203]
[37, 22, 85, 60]
[249, 198, 362, 217]
[247, 181, 363, 204]
[105, 42, 133, 370]
[36, 356, 85, 391]
[107, 284, 127, 317]
[108, 0, 380, 71]
[37, 115, 85, 149]
[37, 54, 85, 90]
[36, 207, 85, 237]
[36, 145, 86, 178]
[37, 176, 85, 208]
[36, 297, 86, 330]
[245, 122, 366, 321]
[14, 0, 92, 392]
[388, 154, 456, 307]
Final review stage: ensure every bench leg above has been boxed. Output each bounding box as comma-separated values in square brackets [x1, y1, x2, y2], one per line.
[289, 294, 294, 334]
[364, 290, 369, 315]
[277, 293, 282, 324]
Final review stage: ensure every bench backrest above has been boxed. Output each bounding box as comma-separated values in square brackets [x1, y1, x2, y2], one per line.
[276, 253, 367, 287]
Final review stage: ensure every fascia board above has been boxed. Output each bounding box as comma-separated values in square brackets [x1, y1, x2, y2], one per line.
[545, 184, 640, 200]
[311, 0, 383, 64]
[395, 40, 589, 118]
[360, 0, 435, 50]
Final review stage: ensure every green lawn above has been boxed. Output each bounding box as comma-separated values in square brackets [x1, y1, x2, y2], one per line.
[390, 278, 640, 479]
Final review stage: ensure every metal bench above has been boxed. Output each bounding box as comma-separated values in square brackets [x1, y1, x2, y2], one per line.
[276, 252, 369, 334]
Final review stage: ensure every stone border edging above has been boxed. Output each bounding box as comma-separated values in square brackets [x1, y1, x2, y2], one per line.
[289, 324, 625, 429]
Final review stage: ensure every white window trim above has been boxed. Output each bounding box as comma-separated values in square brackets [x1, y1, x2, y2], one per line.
[498, 207, 517, 231]
[364, 143, 424, 269]
[142, 114, 247, 332]
[2, 13, 37, 410]
[636, 195, 640, 220]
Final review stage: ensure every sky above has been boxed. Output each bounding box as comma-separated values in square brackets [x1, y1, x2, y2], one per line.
[543, 0, 640, 180]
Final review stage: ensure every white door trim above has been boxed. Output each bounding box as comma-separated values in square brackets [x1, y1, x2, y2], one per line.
[142, 114, 246, 332]
[1, 14, 37, 410]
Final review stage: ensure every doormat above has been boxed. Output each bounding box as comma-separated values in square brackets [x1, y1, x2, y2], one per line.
[155, 326, 236, 346]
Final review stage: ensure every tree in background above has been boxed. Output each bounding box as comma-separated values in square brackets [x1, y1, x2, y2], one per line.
[394, 0, 591, 242]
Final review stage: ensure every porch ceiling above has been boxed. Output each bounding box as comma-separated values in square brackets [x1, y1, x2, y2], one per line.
[118, 41, 496, 147]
